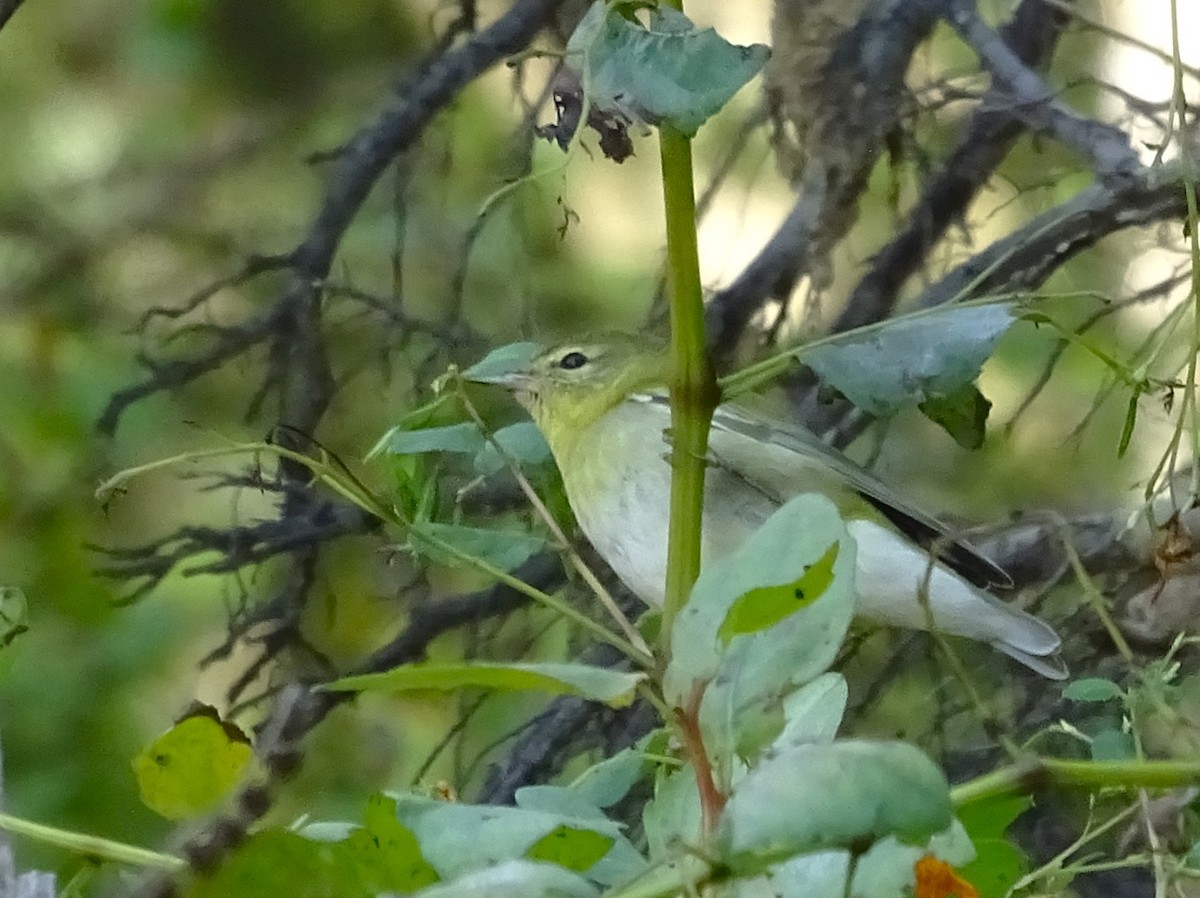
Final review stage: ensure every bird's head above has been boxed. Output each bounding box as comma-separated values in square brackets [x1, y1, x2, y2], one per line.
[466, 334, 668, 449]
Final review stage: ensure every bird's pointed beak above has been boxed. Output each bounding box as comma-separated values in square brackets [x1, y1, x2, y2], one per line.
[462, 341, 542, 391]
[466, 369, 533, 389]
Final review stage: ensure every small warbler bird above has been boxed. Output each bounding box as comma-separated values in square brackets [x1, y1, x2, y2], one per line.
[471, 335, 1066, 679]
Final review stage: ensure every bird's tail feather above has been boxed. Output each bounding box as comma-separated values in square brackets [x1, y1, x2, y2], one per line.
[994, 640, 1068, 680]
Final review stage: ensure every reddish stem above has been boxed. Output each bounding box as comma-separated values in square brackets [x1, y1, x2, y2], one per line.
[676, 681, 726, 838]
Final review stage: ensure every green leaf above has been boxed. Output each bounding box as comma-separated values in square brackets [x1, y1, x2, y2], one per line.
[1185, 839, 1200, 869]
[717, 740, 953, 874]
[474, 421, 553, 475]
[1091, 728, 1135, 761]
[566, 2, 769, 136]
[184, 830, 357, 898]
[409, 521, 545, 571]
[366, 393, 461, 460]
[643, 767, 702, 860]
[803, 303, 1016, 417]
[956, 794, 1030, 841]
[1118, 388, 1141, 458]
[408, 860, 598, 898]
[567, 744, 652, 809]
[754, 823, 974, 898]
[525, 824, 613, 872]
[514, 787, 649, 886]
[392, 794, 644, 887]
[918, 384, 992, 449]
[957, 795, 1030, 898]
[324, 661, 645, 708]
[958, 840, 1025, 898]
[665, 494, 855, 702]
[664, 495, 855, 772]
[462, 341, 542, 382]
[132, 705, 253, 820]
[1063, 677, 1123, 702]
[771, 673, 848, 749]
[718, 541, 839, 642]
[340, 794, 440, 892]
[190, 800, 440, 898]
[386, 423, 484, 456]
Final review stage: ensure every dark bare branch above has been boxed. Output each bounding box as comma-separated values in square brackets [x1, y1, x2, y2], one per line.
[942, 0, 1139, 180]
[834, 0, 1072, 333]
[0, 0, 26, 35]
[919, 162, 1190, 308]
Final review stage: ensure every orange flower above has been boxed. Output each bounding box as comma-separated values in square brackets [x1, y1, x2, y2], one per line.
[914, 854, 979, 898]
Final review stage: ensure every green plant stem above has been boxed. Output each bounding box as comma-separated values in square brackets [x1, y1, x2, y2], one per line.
[951, 757, 1200, 807]
[658, 122, 717, 660]
[1168, 0, 1200, 503]
[0, 812, 184, 871]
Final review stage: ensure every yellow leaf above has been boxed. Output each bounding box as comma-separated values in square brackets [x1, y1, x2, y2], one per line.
[132, 705, 253, 820]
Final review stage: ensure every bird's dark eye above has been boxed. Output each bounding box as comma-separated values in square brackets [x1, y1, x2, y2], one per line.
[558, 351, 589, 371]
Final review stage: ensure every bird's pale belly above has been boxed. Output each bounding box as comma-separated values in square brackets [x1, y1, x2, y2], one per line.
[566, 438, 775, 607]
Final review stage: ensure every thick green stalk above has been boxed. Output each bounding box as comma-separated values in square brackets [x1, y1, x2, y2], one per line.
[658, 122, 717, 656]
[951, 757, 1200, 807]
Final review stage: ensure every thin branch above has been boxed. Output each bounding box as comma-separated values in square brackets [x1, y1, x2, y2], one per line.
[136, 253, 292, 329]
[919, 162, 1190, 309]
[101, 0, 567, 437]
[287, 0, 567, 284]
[834, 0, 1071, 333]
[706, 0, 940, 359]
[942, 0, 1140, 181]
[97, 317, 278, 435]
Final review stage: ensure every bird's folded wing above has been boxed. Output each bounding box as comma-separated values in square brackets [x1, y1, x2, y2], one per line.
[639, 392, 1010, 588]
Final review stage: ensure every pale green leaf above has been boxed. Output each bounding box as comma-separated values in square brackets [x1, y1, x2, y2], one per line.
[664, 495, 855, 772]
[393, 794, 644, 887]
[771, 673, 848, 749]
[567, 745, 651, 809]
[324, 661, 645, 708]
[409, 521, 545, 571]
[386, 423, 484, 456]
[718, 740, 953, 873]
[366, 393, 461, 460]
[665, 494, 855, 702]
[730, 821, 974, 898]
[803, 303, 1016, 417]
[566, 2, 769, 136]
[1063, 677, 1123, 702]
[474, 421, 553, 475]
[1091, 728, 1135, 761]
[515, 788, 649, 886]
[642, 767, 702, 861]
[409, 860, 598, 898]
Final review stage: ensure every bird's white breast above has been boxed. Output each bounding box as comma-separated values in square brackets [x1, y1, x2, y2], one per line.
[560, 400, 773, 606]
